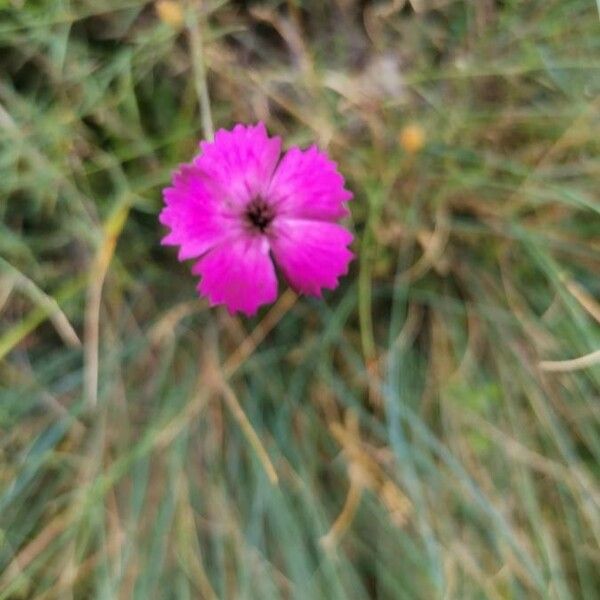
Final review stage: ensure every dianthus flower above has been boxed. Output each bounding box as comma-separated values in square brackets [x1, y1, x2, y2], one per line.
[160, 123, 353, 315]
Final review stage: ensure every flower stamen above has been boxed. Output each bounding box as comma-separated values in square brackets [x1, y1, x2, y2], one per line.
[245, 198, 274, 233]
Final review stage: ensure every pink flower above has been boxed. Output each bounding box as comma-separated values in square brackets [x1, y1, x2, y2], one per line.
[159, 122, 354, 316]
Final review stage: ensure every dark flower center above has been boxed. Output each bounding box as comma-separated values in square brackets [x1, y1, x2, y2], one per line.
[245, 197, 274, 233]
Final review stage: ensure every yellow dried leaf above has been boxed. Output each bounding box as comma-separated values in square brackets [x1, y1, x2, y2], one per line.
[399, 123, 425, 154]
[156, 0, 184, 28]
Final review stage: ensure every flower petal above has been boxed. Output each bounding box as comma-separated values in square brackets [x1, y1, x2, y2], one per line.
[267, 145, 352, 221]
[192, 236, 278, 316]
[159, 164, 240, 261]
[195, 122, 282, 207]
[270, 219, 353, 297]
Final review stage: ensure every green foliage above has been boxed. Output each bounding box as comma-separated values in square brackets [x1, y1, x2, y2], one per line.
[1, 0, 599, 598]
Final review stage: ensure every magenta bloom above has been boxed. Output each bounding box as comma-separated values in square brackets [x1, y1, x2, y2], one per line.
[160, 123, 354, 315]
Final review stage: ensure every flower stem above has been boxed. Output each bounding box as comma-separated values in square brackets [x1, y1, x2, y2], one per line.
[358, 214, 377, 365]
[186, 1, 214, 141]
[359, 178, 387, 371]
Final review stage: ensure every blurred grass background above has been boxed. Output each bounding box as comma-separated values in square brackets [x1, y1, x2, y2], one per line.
[1, 0, 600, 598]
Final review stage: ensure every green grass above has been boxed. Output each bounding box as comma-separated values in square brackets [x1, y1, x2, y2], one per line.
[1, 0, 599, 598]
